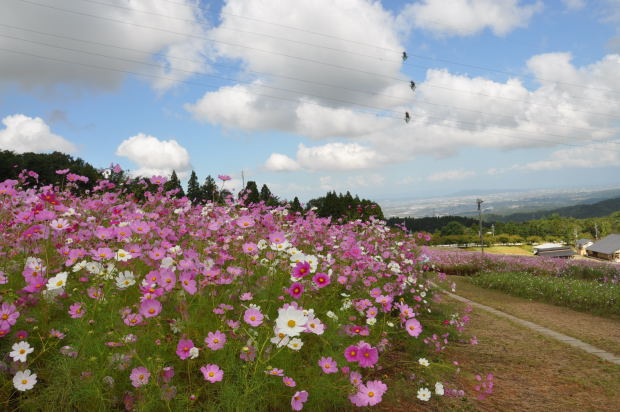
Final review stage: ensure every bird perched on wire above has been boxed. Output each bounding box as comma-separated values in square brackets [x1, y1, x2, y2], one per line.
[405, 112, 411, 123]
[410, 81, 416, 92]
[402, 51, 408, 62]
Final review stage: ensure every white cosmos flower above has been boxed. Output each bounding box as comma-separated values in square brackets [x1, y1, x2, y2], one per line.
[417, 387, 431, 401]
[366, 317, 377, 326]
[13, 369, 37, 391]
[418, 358, 430, 367]
[46, 272, 68, 291]
[10, 341, 34, 362]
[115, 249, 132, 262]
[275, 307, 308, 337]
[189, 347, 199, 359]
[115, 271, 135, 289]
[435, 382, 444, 396]
[287, 337, 303, 351]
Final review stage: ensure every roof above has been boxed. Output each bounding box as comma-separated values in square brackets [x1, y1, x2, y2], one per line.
[536, 249, 575, 258]
[576, 238, 592, 247]
[586, 234, 620, 255]
[533, 243, 564, 250]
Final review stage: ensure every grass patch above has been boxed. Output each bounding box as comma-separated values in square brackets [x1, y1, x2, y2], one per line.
[462, 246, 532, 256]
[469, 271, 620, 316]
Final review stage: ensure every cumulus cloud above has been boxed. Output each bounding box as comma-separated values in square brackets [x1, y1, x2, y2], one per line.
[521, 140, 620, 170]
[561, 0, 586, 10]
[0, 0, 211, 92]
[264, 153, 300, 172]
[115, 133, 192, 177]
[398, 0, 543, 37]
[0, 114, 77, 153]
[427, 169, 476, 182]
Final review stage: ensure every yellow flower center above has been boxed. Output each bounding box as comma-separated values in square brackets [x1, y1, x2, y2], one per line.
[368, 391, 375, 398]
[21, 379, 28, 385]
[250, 316, 256, 321]
[287, 320, 296, 328]
[56, 280, 63, 286]
[1, 314, 7, 320]
[213, 339, 219, 343]
[148, 309, 155, 314]
[208, 372, 214, 377]
[19, 349, 26, 354]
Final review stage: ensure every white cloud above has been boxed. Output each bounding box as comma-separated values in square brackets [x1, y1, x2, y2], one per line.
[561, 0, 586, 10]
[398, 0, 543, 37]
[0, 114, 77, 154]
[522, 140, 620, 170]
[264, 153, 300, 172]
[319, 176, 334, 191]
[115, 133, 191, 177]
[427, 169, 476, 182]
[347, 174, 385, 187]
[0, 0, 211, 92]
[296, 143, 385, 171]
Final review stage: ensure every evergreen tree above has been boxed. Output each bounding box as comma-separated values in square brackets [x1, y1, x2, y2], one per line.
[291, 196, 303, 213]
[243, 181, 260, 204]
[260, 184, 272, 203]
[201, 175, 217, 203]
[164, 170, 184, 197]
[186, 171, 201, 203]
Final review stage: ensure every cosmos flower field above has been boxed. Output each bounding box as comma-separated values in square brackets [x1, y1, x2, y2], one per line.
[0, 170, 473, 410]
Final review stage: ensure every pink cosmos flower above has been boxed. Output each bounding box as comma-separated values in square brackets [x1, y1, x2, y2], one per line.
[405, 318, 423, 338]
[283, 376, 296, 387]
[176, 339, 195, 360]
[266, 368, 284, 377]
[68, 303, 85, 319]
[49, 329, 65, 339]
[288, 282, 304, 299]
[312, 272, 330, 288]
[160, 366, 174, 383]
[91, 247, 114, 261]
[357, 342, 379, 368]
[200, 364, 223, 383]
[236, 216, 255, 228]
[139, 299, 162, 318]
[242, 242, 258, 254]
[292, 261, 310, 278]
[179, 272, 197, 295]
[349, 380, 387, 407]
[205, 331, 226, 351]
[0, 303, 19, 330]
[130, 366, 150, 388]
[217, 174, 231, 181]
[318, 357, 338, 374]
[150, 176, 167, 185]
[123, 313, 143, 327]
[350, 371, 363, 387]
[239, 292, 253, 301]
[243, 308, 263, 327]
[291, 390, 308, 411]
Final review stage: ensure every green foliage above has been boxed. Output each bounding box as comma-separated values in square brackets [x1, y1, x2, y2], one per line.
[469, 272, 620, 316]
[306, 191, 384, 222]
[187, 171, 201, 203]
[387, 216, 481, 234]
[242, 181, 260, 204]
[201, 175, 218, 203]
[164, 170, 184, 198]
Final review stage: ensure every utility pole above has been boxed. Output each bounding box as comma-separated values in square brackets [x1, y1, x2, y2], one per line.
[477, 199, 484, 255]
[241, 170, 245, 188]
[594, 223, 599, 239]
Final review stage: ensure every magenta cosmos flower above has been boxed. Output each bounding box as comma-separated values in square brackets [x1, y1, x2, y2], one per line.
[139, 299, 162, 318]
[176, 339, 195, 360]
[318, 357, 338, 374]
[288, 282, 304, 299]
[291, 390, 308, 411]
[357, 342, 379, 368]
[312, 272, 330, 288]
[405, 318, 423, 337]
[283, 376, 296, 387]
[292, 261, 310, 278]
[200, 364, 223, 383]
[217, 174, 231, 181]
[205, 330, 226, 351]
[130, 366, 150, 388]
[344, 345, 359, 363]
[243, 308, 263, 327]
[236, 216, 255, 228]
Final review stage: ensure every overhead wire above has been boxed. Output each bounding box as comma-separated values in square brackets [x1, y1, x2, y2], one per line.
[2, 22, 619, 126]
[1, 44, 619, 153]
[68, 0, 620, 96]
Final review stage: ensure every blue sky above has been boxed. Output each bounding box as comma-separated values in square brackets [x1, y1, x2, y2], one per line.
[1, 0, 619, 202]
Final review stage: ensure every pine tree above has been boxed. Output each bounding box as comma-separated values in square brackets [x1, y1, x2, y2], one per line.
[291, 196, 302, 213]
[201, 175, 217, 203]
[243, 181, 260, 204]
[260, 184, 272, 203]
[186, 171, 200, 203]
[165, 170, 184, 197]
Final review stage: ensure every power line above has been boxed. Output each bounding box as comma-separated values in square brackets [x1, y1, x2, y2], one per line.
[2, 22, 618, 123]
[11, 0, 409, 83]
[1, 45, 619, 154]
[68, 0, 620, 96]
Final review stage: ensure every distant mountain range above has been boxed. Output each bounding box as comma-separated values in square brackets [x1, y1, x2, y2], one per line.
[490, 197, 620, 222]
[380, 186, 620, 218]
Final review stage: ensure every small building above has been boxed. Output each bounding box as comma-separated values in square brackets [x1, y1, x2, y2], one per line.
[533, 243, 575, 259]
[575, 238, 593, 256]
[586, 234, 620, 262]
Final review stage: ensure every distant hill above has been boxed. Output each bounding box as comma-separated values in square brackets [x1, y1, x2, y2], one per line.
[489, 197, 620, 222]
